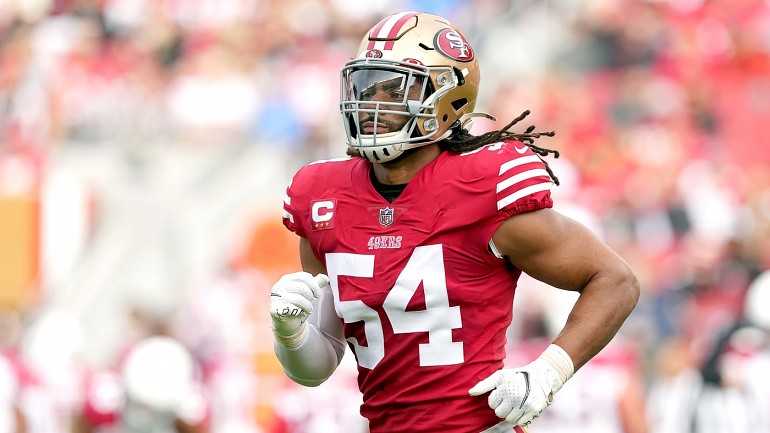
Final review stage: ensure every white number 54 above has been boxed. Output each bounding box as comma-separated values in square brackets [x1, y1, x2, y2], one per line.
[325, 244, 464, 369]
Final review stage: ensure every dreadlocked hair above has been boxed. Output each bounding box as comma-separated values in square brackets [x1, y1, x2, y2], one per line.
[440, 110, 561, 185]
[345, 110, 561, 185]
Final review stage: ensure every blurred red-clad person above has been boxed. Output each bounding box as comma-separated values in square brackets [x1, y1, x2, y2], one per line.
[0, 307, 29, 433]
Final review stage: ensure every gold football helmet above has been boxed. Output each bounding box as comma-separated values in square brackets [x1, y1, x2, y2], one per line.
[340, 11, 482, 162]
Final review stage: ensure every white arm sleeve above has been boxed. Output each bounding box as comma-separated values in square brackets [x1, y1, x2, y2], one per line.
[274, 284, 346, 387]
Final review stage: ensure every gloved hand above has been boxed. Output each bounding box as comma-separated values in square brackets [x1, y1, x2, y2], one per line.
[270, 272, 330, 347]
[469, 345, 573, 427]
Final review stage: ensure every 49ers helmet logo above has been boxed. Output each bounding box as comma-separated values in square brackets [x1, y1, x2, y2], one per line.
[434, 28, 474, 62]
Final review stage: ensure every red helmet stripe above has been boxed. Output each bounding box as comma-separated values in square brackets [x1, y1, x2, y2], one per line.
[367, 11, 419, 50]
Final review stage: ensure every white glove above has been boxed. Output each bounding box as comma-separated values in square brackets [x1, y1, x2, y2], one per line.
[469, 344, 574, 427]
[270, 272, 330, 347]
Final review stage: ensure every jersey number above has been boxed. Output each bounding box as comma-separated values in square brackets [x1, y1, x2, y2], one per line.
[325, 244, 463, 369]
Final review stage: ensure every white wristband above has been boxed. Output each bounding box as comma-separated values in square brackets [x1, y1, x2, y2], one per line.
[273, 322, 309, 348]
[538, 344, 574, 391]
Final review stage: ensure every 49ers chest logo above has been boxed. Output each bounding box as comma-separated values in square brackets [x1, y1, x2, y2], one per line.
[434, 28, 474, 62]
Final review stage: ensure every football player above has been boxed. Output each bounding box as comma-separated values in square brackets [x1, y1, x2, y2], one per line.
[73, 336, 209, 433]
[270, 11, 640, 433]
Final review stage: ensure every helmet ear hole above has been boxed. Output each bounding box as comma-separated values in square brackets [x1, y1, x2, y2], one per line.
[451, 98, 468, 110]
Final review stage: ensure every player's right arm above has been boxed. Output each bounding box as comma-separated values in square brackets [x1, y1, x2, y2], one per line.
[271, 238, 346, 387]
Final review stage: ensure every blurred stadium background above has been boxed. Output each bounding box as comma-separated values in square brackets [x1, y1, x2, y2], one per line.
[1, 0, 769, 432]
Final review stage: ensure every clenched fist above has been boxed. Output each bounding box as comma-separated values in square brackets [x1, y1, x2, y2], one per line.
[270, 272, 330, 346]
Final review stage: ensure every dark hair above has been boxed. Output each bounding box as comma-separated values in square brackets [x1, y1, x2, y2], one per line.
[440, 110, 560, 185]
[347, 110, 561, 185]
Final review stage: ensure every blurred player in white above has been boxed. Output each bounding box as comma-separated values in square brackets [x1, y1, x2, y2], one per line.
[270, 11, 640, 433]
[73, 336, 209, 433]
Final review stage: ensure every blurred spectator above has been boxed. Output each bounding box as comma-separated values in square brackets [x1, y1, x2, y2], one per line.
[174, 269, 265, 433]
[18, 308, 84, 433]
[0, 308, 27, 433]
[647, 269, 770, 433]
[73, 336, 210, 433]
[166, 30, 260, 146]
[0, 352, 26, 433]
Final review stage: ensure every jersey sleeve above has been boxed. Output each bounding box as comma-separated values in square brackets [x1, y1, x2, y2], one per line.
[462, 141, 555, 259]
[281, 158, 355, 239]
[282, 166, 312, 239]
[282, 178, 304, 238]
[484, 141, 555, 218]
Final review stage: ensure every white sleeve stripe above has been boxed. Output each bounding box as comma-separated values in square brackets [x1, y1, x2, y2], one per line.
[497, 182, 552, 210]
[283, 195, 291, 205]
[282, 209, 294, 223]
[499, 155, 542, 175]
[496, 168, 551, 193]
[308, 157, 351, 166]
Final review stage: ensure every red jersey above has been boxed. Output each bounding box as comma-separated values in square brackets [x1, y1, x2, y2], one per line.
[282, 141, 553, 433]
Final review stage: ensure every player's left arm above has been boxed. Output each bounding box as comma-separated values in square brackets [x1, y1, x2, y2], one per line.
[470, 207, 639, 426]
[493, 208, 639, 369]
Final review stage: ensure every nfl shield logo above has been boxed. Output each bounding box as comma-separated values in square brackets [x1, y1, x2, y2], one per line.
[379, 207, 394, 227]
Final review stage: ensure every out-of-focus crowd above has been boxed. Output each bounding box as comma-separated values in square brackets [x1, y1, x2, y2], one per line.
[1, 0, 769, 432]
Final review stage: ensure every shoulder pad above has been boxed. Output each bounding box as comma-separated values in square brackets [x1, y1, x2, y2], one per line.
[455, 141, 554, 213]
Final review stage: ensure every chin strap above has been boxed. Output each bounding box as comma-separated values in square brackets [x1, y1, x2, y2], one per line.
[458, 112, 497, 132]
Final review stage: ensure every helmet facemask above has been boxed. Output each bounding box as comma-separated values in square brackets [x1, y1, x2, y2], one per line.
[341, 59, 460, 162]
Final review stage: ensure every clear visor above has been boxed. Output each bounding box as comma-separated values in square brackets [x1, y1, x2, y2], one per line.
[344, 69, 428, 108]
[340, 61, 446, 151]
